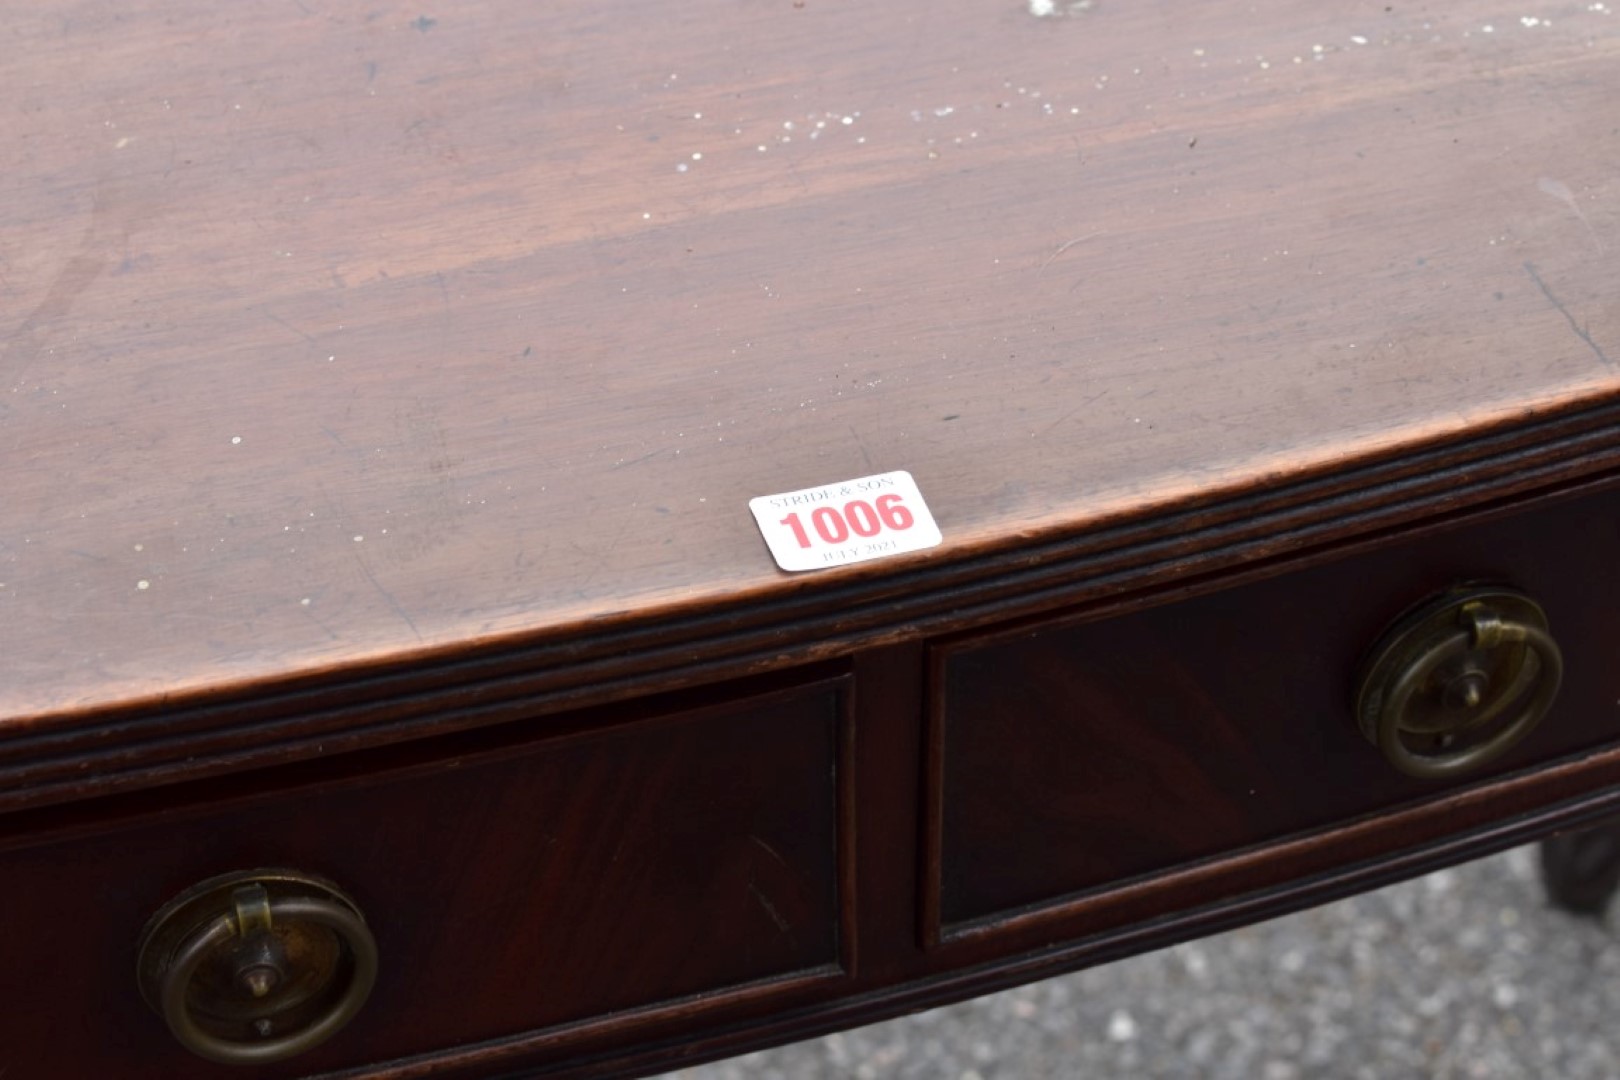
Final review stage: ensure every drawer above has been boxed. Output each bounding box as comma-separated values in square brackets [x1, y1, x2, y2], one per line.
[0, 675, 851, 1077]
[926, 487, 1620, 941]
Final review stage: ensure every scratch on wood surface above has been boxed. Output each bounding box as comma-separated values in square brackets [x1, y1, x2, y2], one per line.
[750, 835, 792, 871]
[848, 425, 874, 470]
[353, 551, 423, 641]
[1537, 177, 1603, 252]
[319, 425, 357, 453]
[1037, 390, 1109, 437]
[1040, 231, 1105, 273]
[611, 448, 664, 471]
[263, 309, 320, 347]
[1524, 262, 1614, 368]
[747, 881, 792, 934]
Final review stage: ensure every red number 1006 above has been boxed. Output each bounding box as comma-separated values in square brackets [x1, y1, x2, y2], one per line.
[779, 494, 914, 549]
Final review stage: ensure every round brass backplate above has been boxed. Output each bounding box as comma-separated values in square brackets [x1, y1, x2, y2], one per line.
[136, 869, 377, 1065]
[1354, 586, 1562, 780]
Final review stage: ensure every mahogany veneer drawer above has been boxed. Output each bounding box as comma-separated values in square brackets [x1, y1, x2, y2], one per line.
[927, 488, 1620, 942]
[0, 677, 850, 1077]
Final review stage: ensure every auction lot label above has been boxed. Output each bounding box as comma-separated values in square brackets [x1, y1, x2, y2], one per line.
[749, 470, 942, 572]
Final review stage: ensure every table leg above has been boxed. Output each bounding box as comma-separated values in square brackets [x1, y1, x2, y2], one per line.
[1539, 814, 1620, 917]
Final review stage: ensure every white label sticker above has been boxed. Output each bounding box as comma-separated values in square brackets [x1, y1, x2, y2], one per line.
[749, 470, 943, 572]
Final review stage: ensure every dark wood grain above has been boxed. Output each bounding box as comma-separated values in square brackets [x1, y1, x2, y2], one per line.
[5, 2, 1620, 1077]
[0, 677, 850, 1078]
[4, 0, 1618, 729]
[932, 484, 1620, 934]
[6, 406, 1620, 816]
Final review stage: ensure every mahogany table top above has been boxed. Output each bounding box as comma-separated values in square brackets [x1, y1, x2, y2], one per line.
[4, 0, 1617, 724]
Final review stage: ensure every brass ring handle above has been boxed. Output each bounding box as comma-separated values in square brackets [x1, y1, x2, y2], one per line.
[1355, 587, 1563, 780]
[138, 871, 377, 1066]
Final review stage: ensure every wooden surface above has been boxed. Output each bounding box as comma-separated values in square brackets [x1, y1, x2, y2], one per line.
[933, 486, 1620, 934]
[0, 676, 851, 1078]
[8, 5, 1620, 1076]
[4, 0, 1619, 724]
[3, 6, 1620, 1075]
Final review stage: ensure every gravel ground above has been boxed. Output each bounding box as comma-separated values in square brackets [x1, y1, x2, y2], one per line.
[662, 845, 1620, 1079]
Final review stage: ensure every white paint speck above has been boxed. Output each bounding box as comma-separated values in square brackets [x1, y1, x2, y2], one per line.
[137, 580, 150, 590]
[353, 535, 364, 542]
[1028, 0, 1057, 15]
[300, 597, 312, 606]
[230, 435, 242, 445]
[1350, 34, 1370, 44]
[1107, 1010, 1138, 1041]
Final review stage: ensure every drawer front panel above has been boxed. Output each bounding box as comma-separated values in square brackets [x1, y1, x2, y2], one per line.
[0, 678, 848, 1077]
[931, 489, 1620, 935]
